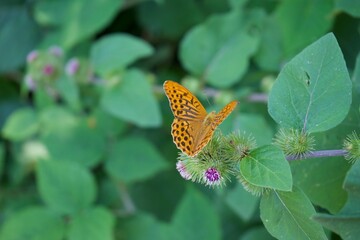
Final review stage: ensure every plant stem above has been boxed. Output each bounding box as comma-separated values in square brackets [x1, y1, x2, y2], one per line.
[117, 182, 136, 216]
[154, 85, 268, 103]
[286, 149, 347, 161]
[246, 93, 268, 103]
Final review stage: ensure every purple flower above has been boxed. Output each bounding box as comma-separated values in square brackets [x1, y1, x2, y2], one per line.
[43, 64, 55, 76]
[26, 50, 38, 63]
[65, 58, 80, 76]
[24, 75, 36, 90]
[176, 161, 192, 180]
[204, 167, 222, 186]
[48, 46, 63, 57]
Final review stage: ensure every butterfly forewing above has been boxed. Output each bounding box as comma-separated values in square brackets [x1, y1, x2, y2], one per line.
[213, 100, 238, 126]
[193, 101, 238, 155]
[163, 81, 207, 121]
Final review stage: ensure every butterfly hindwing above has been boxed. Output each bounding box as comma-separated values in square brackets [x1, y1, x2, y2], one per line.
[193, 123, 216, 156]
[171, 118, 197, 156]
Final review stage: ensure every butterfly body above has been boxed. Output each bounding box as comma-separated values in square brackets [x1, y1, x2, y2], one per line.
[164, 80, 238, 157]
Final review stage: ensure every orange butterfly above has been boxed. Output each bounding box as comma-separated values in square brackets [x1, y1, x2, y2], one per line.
[163, 80, 238, 157]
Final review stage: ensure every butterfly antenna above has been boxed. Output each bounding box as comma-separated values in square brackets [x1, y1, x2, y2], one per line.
[202, 88, 212, 107]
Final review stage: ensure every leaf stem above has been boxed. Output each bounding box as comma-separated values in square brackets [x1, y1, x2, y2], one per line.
[286, 149, 347, 161]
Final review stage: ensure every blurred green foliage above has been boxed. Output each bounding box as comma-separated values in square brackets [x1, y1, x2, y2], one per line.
[0, 0, 360, 239]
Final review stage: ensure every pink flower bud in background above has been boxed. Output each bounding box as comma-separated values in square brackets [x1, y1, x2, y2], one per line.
[176, 161, 192, 180]
[204, 167, 222, 186]
[24, 75, 36, 90]
[26, 50, 38, 63]
[43, 64, 55, 76]
[65, 58, 80, 76]
[48, 46, 63, 57]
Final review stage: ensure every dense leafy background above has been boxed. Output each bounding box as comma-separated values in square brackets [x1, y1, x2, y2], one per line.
[0, 0, 360, 239]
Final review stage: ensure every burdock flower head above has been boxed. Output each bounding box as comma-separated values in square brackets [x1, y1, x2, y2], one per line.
[42, 64, 55, 76]
[203, 167, 222, 186]
[176, 160, 192, 180]
[176, 134, 235, 187]
[344, 131, 360, 164]
[25, 46, 64, 89]
[173, 132, 259, 189]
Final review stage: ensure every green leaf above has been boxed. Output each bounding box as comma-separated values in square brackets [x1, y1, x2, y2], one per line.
[137, 0, 205, 39]
[91, 34, 154, 76]
[254, 16, 283, 71]
[36, 160, 96, 214]
[35, 0, 123, 48]
[274, 0, 333, 57]
[34, 89, 56, 110]
[0, 5, 40, 72]
[39, 106, 78, 132]
[268, 33, 352, 133]
[0, 86, 27, 133]
[336, 0, 360, 18]
[91, 107, 127, 138]
[55, 76, 81, 111]
[105, 136, 168, 183]
[228, 0, 247, 9]
[240, 145, 292, 191]
[2, 108, 39, 141]
[129, 171, 186, 221]
[314, 161, 360, 240]
[101, 69, 162, 127]
[68, 207, 115, 240]
[341, 159, 360, 214]
[260, 187, 327, 240]
[233, 113, 273, 146]
[121, 213, 173, 240]
[0, 143, 4, 178]
[41, 121, 105, 168]
[6, 142, 33, 185]
[97, 178, 121, 207]
[291, 157, 349, 214]
[0, 206, 65, 240]
[180, 9, 261, 88]
[225, 183, 259, 221]
[241, 226, 275, 240]
[353, 53, 360, 94]
[294, 59, 357, 213]
[172, 187, 221, 240]
[313, 214, 360, 240]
